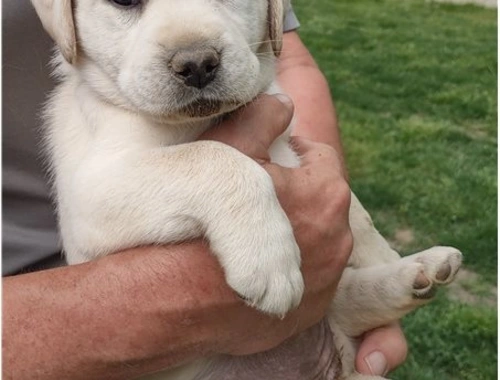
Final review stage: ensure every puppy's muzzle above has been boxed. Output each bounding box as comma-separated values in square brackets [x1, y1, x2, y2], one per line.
[170, 47, 221, 89]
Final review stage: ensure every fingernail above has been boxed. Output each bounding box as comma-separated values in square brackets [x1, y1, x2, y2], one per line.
[274, 93, 293, 110]
[364, 351, 388, 376]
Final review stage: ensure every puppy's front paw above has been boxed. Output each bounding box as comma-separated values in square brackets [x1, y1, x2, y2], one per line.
[225, 233, 304, 317]
[211, 204, 304, 317]
[205, 161, 304, 316]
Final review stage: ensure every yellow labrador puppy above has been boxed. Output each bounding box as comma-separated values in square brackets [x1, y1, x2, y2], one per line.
[31, 0, 462, 379]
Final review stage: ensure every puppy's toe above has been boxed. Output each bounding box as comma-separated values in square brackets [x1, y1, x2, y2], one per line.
[436, 248, 462, 284]
[413, 269, 431, 289]
[224, 237, 304, 317]
[411, 266, 436, 299]
[435, 261, 452, 282]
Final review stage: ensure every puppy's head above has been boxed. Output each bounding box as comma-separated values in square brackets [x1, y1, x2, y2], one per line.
[31, 0, 289, 121]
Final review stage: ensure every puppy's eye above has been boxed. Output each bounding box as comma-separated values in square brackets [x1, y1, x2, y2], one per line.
[110, 0, 141, 7]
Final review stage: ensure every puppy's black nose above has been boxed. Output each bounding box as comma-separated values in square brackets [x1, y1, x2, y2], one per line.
[170, 48, 220, 89]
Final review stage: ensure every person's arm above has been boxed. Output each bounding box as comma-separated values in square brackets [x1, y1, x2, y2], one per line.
[6, 241, 337, 380]
[4, 243, 242, 380]
[277, 31, 347, 178]
[277, 31, 408, 377]
[3, 95, 352, 380]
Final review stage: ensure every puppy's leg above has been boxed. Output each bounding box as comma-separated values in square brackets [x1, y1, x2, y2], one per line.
[64, 141, 303, 316]
[348, 193, 401, 268]
[330, 246, 461, 337]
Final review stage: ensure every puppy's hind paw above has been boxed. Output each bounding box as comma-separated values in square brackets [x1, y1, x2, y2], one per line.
[414, 246, 462, 284]
[404, 246, 462, 300]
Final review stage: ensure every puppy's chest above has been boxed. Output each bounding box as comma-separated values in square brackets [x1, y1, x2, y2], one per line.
[150, 122, 214, 148]
[132, 118, 298, 168]
[89, 116, 214, 154]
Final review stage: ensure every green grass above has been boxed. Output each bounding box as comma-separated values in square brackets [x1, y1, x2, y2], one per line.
[293, 0, 497, 378]
[392, 293, 497, 380]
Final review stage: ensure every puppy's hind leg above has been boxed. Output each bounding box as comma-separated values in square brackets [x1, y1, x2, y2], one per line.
[330, 263, 428, 338]
[329, 246, 461, 338]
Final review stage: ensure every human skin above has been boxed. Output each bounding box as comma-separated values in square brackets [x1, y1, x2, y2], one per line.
[2, 94, 352, 380]
[277, 31, 408, 376]
[277, 31, 347, 177]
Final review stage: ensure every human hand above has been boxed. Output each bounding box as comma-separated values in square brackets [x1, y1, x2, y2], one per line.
[201, 94, 352, 354]
[202, 95, 408, 372]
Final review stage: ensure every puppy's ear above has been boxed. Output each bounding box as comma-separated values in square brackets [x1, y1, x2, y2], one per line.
[31, 0, 77, 64]
[268, 0, 287, 57]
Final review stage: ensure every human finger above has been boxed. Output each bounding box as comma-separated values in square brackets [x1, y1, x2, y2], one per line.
[355, 323, 408, 376]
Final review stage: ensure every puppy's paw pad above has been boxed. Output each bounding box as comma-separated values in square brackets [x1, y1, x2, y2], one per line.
[435, 262, 452, 282]
[408, 264, 436, 299]
[413, 269, 431, 290]
[436, 248, 462, 283]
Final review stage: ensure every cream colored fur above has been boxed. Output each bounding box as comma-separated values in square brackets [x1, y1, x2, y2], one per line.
[31, 0, 462, 379]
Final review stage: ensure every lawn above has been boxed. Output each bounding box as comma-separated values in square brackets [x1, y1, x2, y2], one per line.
[292, 0, 497, 379]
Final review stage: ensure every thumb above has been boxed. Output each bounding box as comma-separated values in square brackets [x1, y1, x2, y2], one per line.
[356, 323, 408, 376]
[201, 94, 294, 154]
[234, 93, 295, 149]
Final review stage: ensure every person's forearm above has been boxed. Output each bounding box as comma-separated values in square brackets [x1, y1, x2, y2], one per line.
[3, 242, 244, 380]
[277, 32, 348, 179]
